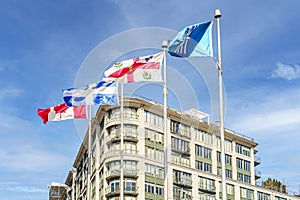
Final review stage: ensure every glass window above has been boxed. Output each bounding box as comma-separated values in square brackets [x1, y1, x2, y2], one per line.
[244, 160, 250, 171]
[144, 111, 163, 127]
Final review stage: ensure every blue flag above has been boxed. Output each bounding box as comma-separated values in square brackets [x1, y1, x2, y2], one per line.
[168, 21, 213, 58]
[63, 81, 118, 106]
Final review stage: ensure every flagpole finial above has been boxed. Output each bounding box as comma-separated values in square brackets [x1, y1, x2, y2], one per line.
[214, 9, 222, 18]
[162, 40, 168, 49]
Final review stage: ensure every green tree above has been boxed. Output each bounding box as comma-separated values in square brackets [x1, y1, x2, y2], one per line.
[262, 178, 287, 193]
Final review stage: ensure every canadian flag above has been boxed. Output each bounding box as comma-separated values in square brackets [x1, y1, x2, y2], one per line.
[37, 103, 86, 124]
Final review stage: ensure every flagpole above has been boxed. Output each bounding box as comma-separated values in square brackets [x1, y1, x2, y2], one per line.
[215, 9, 227, 200]
[162, 40, 168, 200]
[120, 83, 124, 200]
[87, 105, 92, 200]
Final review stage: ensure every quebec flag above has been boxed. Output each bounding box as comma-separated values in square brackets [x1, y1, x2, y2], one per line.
[168, 21, 213, 58]
[63, 81, 118, 106]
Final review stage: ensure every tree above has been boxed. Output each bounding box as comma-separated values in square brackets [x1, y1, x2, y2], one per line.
[262, 178, 287, 193]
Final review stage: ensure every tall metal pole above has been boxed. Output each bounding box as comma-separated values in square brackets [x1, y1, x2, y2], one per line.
[120, 83, 124, 200]
[87, 105, 92, 200]
[162, 40, 168, 200]
[215, 9, 227, 200]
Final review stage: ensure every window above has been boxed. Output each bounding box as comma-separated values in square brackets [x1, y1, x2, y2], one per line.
[170, 120, 191, 138]
[203, 163, 212, 173]
[173, 186, 192, 200]
[171, 152, 190, 167]
[173, 170, 192, 186]
[145, 147, 164, 162]
[237, 173, 243, 182]
[257, 192, 271, 200]
[203, 147, 211, 159]
[236, 143, 250, 156]
[195, 145, 211, 159]
[124, 142, 137, 155]
[196, 161, 211, 173]
[107, 107, 137, 120]
[225, 139, 232, 151]
[144, 111, 163, 127]
[225, 169, 232, 179]
[198, 192, 215, 200]
[109, 179, 120, 192]
[244, 175, 251, 184]
[125, 179, 136, 192]
[225, 154, 232, 165]
[144, 183, 163, 195]
[198, 176, 215, 191]
[196, 161, 203, 171]
[145, 163, 164, 179]
[275, 196, 286, 200]
[237, 158, 243, 169]
[217, 152, 231, 165]
[195, 129, 212, 144]
[240, 187, 253, 199]
[226, 184, 234, 195]
[244, 160, 250, 171]
[145, 129, 163, 144]
[195, 145, 203, 157]
[172, 137, 190, 154]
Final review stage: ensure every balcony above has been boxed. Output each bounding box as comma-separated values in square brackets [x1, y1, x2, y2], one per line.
[106, 113, 139, 124]
[173, 177, 193, 188]
[106, 169, 138, 180]
[198, 183, 216, 193]
[171, 146, 191, 156]
[106, 149, 138, 158]
[254, 156, 261, 166]
[173, 194, 193, 200]
[106, 132, 138, 144]
[255, 170, 261, 180]
[105, 186, 139, 197]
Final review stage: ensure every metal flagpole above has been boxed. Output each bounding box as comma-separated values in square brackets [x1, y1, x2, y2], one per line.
[120, 83, 124, 200]
[162, 40, 168, 200]
[214, 9, 227, 200]
[87, 105, 92, 200]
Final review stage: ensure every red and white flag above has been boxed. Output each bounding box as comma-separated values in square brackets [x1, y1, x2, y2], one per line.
[37, 103, 86, 124]
[104, 52, 163, 83]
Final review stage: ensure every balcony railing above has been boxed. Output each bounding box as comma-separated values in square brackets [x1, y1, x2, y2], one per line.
[198, 183, 216, 193]
[254, 156, 261, 166]
[255, 170, 261, 180]
[173, 194, 193, 200]
[106, 149, 138, 158]
[171, 146, 191, 156]
[173, 177, 193, 188]
[106, 132, 138, 143]
[106, 169, 138, 180]
[105, 186, 139, 197]
[107, 113, 138, 122]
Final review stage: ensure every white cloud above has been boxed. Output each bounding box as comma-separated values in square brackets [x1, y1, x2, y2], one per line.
[233, 107, 300, 133]
[5, 186, 47, 193]
[0, 88, 23, 97]
[0, 144, 69, 171]
[271, 62, 300, 81]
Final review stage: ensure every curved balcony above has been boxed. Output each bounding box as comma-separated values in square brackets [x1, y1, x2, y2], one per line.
[106, 112, 139, 125]
[106, 132, 138, 144]
[106, 169, 138, 180]
[106, 149, 139, 158]
[105, 186, 139, 197]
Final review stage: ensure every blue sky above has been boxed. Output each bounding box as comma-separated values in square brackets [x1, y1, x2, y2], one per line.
[1, 0, 300, 199]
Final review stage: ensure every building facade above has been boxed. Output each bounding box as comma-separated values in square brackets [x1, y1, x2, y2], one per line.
[61, 97, 300, 200]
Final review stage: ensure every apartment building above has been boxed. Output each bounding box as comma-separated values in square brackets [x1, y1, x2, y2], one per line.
[60, 97, 299, 200]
